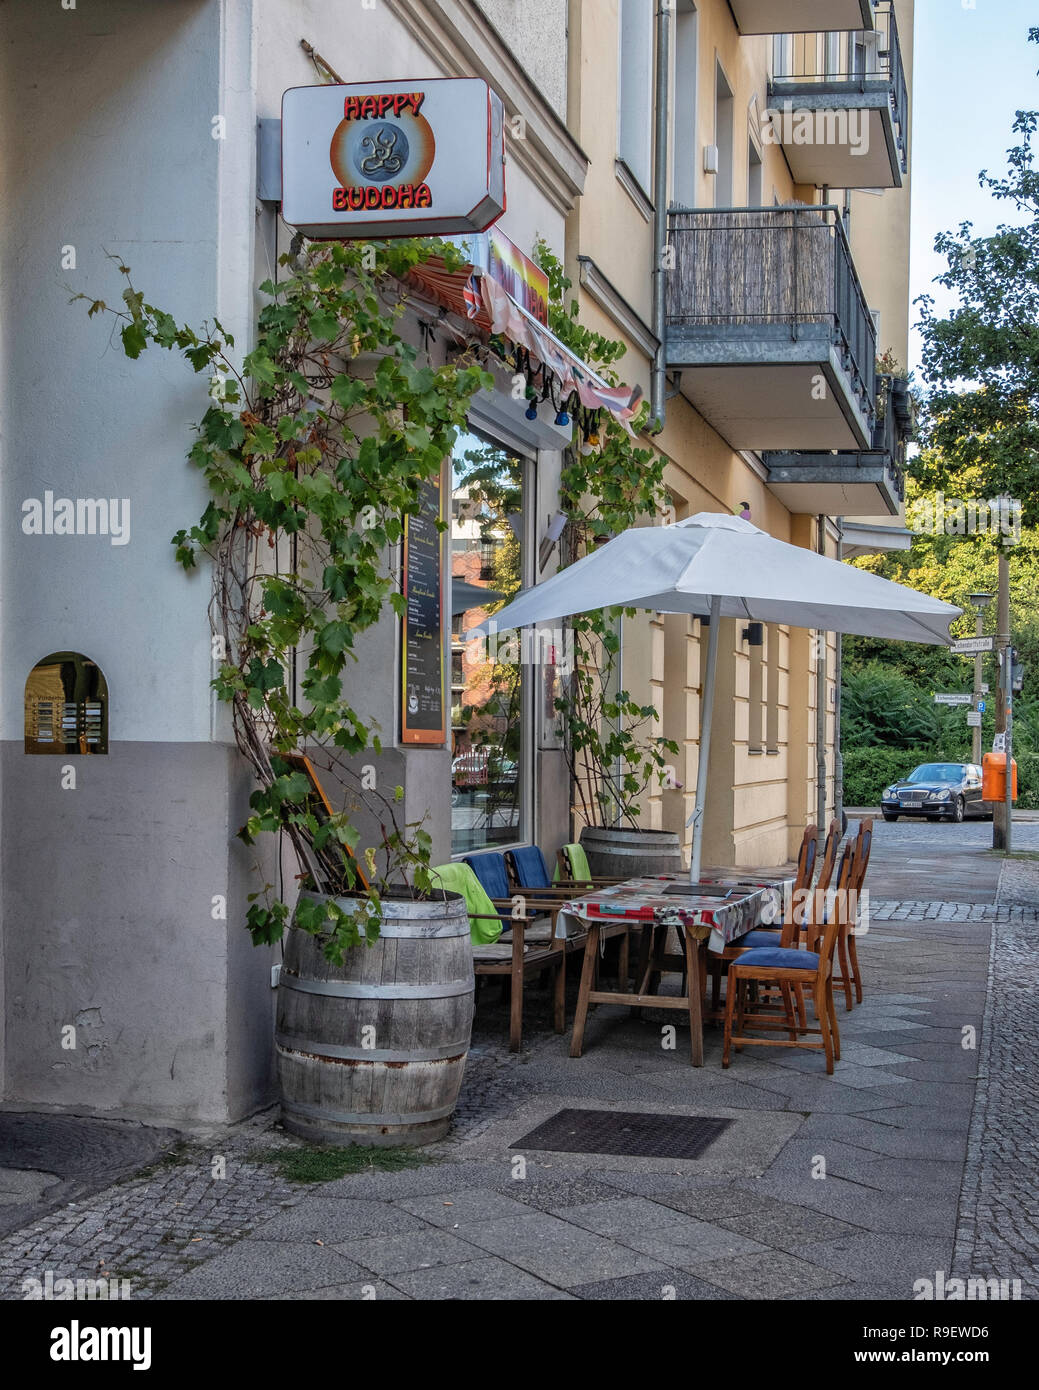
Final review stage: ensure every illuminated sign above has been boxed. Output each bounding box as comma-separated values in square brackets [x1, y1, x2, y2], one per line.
[281, 78, 506, 240]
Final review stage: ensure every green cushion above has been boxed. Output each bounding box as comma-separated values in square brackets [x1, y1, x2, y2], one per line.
[429, 862, 504, 945]
[555, 842, 592, 883]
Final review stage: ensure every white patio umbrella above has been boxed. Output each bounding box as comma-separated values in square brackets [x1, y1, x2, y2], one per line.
[469, 513, 961, 881]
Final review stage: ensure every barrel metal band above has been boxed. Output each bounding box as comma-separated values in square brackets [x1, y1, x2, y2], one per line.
[283, 1097, 457, 1126]
[276, 1034, 466, 1063]
[339, 920, 470, 939]
[280, 975, 473, 1000]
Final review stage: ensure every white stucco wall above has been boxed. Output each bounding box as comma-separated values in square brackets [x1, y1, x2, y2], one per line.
[474, 0, 568, 119]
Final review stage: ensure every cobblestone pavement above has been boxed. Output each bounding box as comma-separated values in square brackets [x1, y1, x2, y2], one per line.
[0, 820, 1036, 1301]
[949, 854, 1039, 1292]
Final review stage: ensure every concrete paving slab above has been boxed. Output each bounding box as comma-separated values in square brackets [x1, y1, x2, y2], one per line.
[385, 1256, 576, 1300]
[335, 1229, 481, 1276]
[157, 1237, 364, 1299]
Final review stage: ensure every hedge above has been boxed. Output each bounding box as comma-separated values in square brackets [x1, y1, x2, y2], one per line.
[842, 747, 935, 807]
[1015, 751, 1039, 810]
[844, 745, 1039, 810]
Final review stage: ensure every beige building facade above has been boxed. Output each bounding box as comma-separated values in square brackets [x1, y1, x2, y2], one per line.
[563, 0, 915, 865]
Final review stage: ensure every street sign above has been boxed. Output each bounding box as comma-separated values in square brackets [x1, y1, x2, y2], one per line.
[967, 711, 982, 727]
[981, 683, 990, 694]
[951, 636, 994, 654]
[978, 700, 987, 713]
[934, 693, 972, 705]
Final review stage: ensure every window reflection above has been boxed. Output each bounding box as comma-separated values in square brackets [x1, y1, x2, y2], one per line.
[450, 431, 526, 854]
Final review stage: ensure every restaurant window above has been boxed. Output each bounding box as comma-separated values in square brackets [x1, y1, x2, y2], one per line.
[450, 429, 530, 855]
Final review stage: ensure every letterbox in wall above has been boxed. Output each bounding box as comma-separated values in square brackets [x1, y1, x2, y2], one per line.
[24, 652, 109, 755]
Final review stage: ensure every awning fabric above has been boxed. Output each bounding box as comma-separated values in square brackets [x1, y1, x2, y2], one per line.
[406, 256, 643, 434]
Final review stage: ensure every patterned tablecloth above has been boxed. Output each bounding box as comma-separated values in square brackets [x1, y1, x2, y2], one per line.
[556, 876, 791, 954]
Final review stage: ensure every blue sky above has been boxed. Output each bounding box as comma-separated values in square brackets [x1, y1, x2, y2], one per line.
[910, 0, 1038, 371]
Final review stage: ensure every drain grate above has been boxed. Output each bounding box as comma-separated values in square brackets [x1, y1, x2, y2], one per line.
[511, 1108, 732, 1160]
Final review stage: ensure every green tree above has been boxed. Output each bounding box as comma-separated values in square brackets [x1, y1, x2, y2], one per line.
[916, 27, 1039, 518]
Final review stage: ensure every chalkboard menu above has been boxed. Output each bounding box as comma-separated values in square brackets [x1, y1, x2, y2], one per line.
[401, 470, 447, 745]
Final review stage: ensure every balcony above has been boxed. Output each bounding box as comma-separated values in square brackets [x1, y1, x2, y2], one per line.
[768, 2, 908, 189]
[731, 1, 873, 35]
[665, 206, 876, 451]
[762, 374, 910, 516]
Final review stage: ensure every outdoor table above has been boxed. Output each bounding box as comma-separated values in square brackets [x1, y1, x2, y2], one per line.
[557, 876, 784, 1066]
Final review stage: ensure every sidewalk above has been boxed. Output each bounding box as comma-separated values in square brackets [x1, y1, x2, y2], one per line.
[2, 826, 1037, 1301]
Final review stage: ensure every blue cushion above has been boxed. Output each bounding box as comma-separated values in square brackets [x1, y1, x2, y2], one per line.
[734, 946, 819, 971]
[738, 929, 782, 949]
[509, 845, 552, 889]
[464, 852, 511, 902]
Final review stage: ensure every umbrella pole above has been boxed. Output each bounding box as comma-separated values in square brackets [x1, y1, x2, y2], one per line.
[690, 594, 721, 883]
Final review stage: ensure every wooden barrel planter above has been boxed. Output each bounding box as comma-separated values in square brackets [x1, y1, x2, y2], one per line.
[276, 890, 473, 1148]
[580, 825, 685, 879]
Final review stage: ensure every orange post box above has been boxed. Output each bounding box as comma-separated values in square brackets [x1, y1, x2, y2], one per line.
[982, 752, 1018, 802]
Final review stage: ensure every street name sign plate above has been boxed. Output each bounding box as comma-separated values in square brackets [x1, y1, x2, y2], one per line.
[951, 637, 994, 654]
[934, 693, 972, 705]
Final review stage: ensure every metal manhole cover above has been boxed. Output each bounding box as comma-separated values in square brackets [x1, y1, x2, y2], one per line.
[511, 1109, 732, 1160]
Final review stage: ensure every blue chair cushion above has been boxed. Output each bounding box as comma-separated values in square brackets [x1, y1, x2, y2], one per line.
[735, 946, 819, 971]
[509, 845, 552, 889]
[738, 929, 782, 949]
[464, 852, 511, 902]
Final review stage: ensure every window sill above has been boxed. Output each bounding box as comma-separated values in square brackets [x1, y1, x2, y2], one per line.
[614, 159, 654, 222]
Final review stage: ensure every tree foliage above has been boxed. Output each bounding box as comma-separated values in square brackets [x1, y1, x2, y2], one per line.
[916, 28, 1039, 518]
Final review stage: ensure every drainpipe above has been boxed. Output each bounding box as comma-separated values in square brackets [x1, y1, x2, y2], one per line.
[816, 515, 828, 835]
[650, 0, 671, 431]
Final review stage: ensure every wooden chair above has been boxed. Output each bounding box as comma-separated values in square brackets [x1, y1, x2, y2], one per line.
[432, 861, 566, 1053]
[833, 817, 872, 1008]
[504, 849, 646, 1015]
[555, 843, 633, 886]
[707, 824, 820, 1013]
[722, 869, 845, 1074]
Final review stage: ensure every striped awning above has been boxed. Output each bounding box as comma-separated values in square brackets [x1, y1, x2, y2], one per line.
[406, 256, 643, 434]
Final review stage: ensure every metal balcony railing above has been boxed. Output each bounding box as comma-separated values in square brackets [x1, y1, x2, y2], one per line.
[666, 205, 877, 430]
[873, 372, 910, 500]
[771, 2, 908, 175]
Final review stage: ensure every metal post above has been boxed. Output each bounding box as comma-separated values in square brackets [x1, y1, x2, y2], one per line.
[834, 518, 845, 826]
[816, 516, 828, 836]
[650, 0, 672, 430]
[1005, 645, 1014, 855]
[972, 611, 984, 766]
[993, 546, 1011, 851]
[689, 595, 721, 883]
